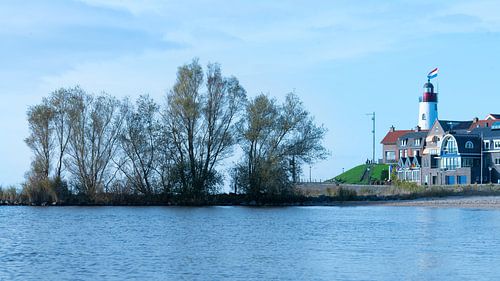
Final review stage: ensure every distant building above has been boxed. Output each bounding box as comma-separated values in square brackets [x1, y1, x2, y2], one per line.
[381, 76, 500, 185]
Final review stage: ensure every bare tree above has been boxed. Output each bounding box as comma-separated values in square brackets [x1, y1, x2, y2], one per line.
[48, 87, 81, 181]
[66, 91, 124, 201]
[25, 102, 54, 178]
[119, 95, 162, 196]
[164, 59, 246, 198]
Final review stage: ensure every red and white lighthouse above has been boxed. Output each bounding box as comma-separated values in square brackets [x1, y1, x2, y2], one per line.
[418, 81, 438, 130]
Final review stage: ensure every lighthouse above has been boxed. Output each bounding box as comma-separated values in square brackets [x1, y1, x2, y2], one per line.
[418, 81, 438, 130]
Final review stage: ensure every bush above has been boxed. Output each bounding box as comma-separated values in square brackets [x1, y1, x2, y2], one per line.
[335, 187, 357, 201]
[393, 178, 425, 193]
[0, 186, 22, 203]
[22, 176, 70, 205]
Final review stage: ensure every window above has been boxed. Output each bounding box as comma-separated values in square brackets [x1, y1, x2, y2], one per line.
[441, 157, 460, 170]
[457, 176, 467, 185]
[422, 114, 426, 120]
[496, 158, 500, 165]
[442, 138, 458, 154]
[445, 176, 455, 185]
[495, 140, 500, 149]
[385, 151, 396, 161]
[462, 158, 474, 167]
[415, 138, 421, 146]
[465, 141, 474, 149]
[401, 139, 407, 146]
[484, 141, 490, 150]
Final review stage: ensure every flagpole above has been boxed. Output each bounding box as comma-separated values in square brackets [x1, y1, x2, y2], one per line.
[437, 71, 439, 94]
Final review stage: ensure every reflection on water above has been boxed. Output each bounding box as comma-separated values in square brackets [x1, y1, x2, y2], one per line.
[1, 206, 500, 280]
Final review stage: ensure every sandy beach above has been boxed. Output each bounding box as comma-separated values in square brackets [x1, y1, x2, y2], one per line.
[381, 196, 500, 208]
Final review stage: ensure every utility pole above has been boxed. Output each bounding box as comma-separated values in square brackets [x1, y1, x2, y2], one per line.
[366, 112, 376, 163]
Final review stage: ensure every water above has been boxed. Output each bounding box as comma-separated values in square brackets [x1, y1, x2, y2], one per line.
[1, 206, 500, 280]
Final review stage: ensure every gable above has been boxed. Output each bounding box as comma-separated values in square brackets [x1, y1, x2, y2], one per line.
[486, 114, 500, 120]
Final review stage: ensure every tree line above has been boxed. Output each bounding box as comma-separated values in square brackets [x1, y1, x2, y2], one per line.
[22, 59, 327, 205]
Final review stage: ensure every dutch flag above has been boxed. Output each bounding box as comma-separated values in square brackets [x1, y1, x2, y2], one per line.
[427, 68, 438, 79]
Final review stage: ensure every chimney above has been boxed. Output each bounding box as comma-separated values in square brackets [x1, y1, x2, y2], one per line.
[390, 125, 395, 132]
[473, 117, 479, 123]
[415, 125, 421, 132]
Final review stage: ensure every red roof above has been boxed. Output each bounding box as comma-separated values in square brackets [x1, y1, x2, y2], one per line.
[380, 130, 412, 145]
[469, 119, 498, 130]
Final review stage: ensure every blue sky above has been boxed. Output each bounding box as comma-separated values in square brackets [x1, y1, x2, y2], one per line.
[1, 0, 500, 186]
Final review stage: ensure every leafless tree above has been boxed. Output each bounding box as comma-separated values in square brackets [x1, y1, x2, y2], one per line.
[48, 87, 81, 180]
[119, 95, 162, 196]
[164, 59, 246, 198]
[25, 102, 54, 178]
[65, 91, 124, 201]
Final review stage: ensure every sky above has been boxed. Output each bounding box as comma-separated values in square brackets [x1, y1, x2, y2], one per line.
[1, 0, 500, 187]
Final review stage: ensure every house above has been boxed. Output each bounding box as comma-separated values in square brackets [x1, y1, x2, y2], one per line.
[380, 126, 412, 164]
[395, 127, 427, 183]
[470, 118, 500, 184]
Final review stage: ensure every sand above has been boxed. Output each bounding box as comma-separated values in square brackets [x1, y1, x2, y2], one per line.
[381, 196, 500, 208]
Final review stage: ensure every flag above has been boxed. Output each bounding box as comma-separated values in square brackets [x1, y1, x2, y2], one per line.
[427, 68, 438, 79]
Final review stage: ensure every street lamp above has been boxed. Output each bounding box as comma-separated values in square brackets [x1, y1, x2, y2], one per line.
[489, 166, 493, 183]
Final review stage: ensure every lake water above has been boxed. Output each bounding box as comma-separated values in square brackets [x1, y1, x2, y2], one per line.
[1, 206, 500, 280]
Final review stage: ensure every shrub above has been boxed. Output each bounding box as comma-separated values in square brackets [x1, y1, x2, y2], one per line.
[335, 187, 357, 201]
[0, 186, 21, 203]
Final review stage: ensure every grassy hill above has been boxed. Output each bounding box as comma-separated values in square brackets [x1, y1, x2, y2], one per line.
[326, 164, 390, 184]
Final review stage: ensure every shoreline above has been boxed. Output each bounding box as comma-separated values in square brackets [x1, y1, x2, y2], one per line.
[3, 194, 500, 208]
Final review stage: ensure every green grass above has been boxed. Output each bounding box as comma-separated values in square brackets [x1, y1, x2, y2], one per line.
[326, 164, 389, 184]
[370, 164, 389, 183]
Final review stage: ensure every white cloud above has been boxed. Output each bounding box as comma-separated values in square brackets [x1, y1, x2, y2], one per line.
[76, 0, 166, 15]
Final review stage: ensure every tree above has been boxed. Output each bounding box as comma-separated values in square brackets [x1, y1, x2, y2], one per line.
[234, 93, 327, 196]
[119, 95, 162, 196]
[48, 87, 80, 181]
[65, 91, 124, 201]
[164, 59, 246, 198]
[25, 102, 54, 179]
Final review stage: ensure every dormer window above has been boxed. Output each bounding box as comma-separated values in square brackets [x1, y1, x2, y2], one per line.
[415, 138, 421, 146]
[401, 139, 407, 146]
[465, 141, 474, 149]
[484, 141, 490, 150]
[495, 140, 500, 149]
